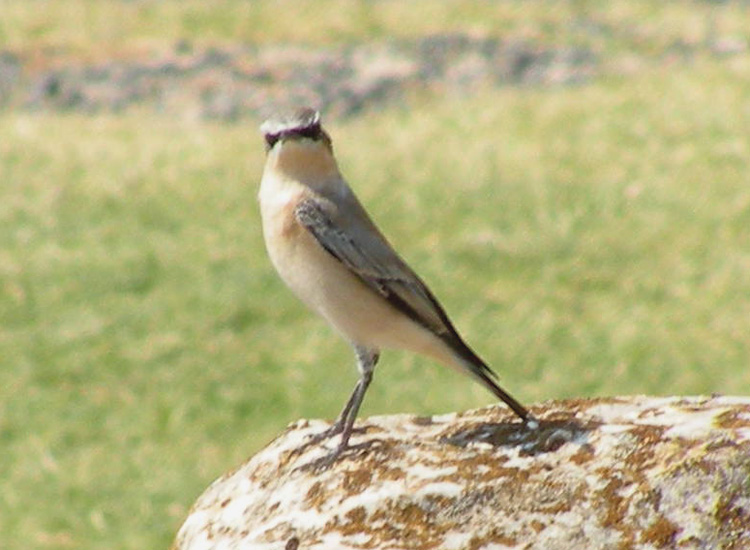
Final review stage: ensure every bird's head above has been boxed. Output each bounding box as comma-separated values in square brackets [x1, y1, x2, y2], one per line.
[259, 107, 339, 185]
[260, 107, 332, 153]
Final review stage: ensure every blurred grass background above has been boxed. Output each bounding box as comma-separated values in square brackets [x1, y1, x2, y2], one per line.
[1, 1, 749, 549]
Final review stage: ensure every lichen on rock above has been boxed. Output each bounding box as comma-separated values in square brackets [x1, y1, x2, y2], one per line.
[173, 396, 750, 550]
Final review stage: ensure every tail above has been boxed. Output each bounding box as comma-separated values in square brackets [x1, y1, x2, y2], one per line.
[445, 333, 530, 422]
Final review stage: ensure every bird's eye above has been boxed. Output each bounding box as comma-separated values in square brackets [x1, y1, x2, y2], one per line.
[296, 124, 321, 140]
[265, 133, 280, 149]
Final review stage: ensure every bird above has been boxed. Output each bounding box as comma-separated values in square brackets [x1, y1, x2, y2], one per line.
[258, 107, 534, 459]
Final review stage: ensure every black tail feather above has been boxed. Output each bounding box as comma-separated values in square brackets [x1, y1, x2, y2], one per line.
[444, 332, 530, 421]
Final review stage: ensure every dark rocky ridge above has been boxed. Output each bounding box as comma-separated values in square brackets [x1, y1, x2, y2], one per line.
[3, 28, 746, 122]
[1, 35, 597, 121]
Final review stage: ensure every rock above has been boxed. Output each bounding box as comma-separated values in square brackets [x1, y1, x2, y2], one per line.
[173, 395, 750, 550]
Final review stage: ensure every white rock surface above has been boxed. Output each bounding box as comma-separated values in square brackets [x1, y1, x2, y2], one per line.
[173, 396, 750, 550]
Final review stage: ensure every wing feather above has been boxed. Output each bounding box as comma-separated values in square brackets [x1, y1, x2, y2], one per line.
[294, 197, 451, 332]
[294, 196, 499, 383]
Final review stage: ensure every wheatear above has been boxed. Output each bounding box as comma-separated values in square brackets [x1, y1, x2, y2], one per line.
[258, 107, 533, 456]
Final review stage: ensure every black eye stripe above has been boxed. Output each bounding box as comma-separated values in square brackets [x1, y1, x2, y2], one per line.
[265, 123, 322, 149]
[265, 133, 280, 148]
[295, 123, 322, 139]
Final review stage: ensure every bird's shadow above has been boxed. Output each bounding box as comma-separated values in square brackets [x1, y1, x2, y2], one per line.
[440, 416, 597, 456]
[292, 415, 595, 473]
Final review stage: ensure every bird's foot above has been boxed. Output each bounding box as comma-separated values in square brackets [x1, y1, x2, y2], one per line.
[289, 420, 362, 462]
[306, 420, 345, 445]
[297, 438, 383, 472]
[298, 444, 346, 472]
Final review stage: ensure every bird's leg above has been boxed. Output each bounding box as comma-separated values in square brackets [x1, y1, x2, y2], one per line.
[308, 347, 379, 447]
[297, 348, 379, 471]
[314, 377, 361, 440]
[334, 346, 379, 452]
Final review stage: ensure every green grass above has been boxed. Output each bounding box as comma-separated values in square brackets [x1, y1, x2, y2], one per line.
[2, 0, 749, 60]
[2, 2, 750, 549]
[3, 61, 750, 549]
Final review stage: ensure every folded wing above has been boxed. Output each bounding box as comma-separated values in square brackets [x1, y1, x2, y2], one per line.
[294, 195, 497, 380]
